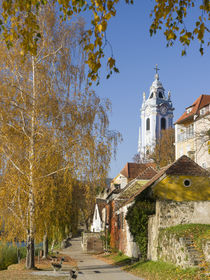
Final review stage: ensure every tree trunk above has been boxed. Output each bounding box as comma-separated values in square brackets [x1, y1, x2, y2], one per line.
[26, 232, 35, 269]
[85, 219, 89, 231]
[42, 233, 48, 259]
[51, 240, 55, 251]
[26, 55, 36, 269]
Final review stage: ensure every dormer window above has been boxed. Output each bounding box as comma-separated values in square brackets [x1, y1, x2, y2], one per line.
[186, 107, 192, 114]
[114, 184, 120, 190]
[200, 107, 206, 115]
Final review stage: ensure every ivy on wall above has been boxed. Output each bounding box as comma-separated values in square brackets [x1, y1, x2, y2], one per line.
[126, 200, 155, 259]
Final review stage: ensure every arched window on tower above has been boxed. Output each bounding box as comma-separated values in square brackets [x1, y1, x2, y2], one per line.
[146, 118, 150, 131]
[159, 91, 163, 98]
[161, 117, 166, 130]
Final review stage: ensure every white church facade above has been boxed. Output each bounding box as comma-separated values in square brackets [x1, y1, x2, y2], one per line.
[138, 66, 174, 161]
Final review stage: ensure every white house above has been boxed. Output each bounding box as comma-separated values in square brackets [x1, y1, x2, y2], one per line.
[90, 199, 106, 232]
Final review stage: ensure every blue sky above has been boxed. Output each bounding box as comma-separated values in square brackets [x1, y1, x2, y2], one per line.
[92, 1, 210, 178]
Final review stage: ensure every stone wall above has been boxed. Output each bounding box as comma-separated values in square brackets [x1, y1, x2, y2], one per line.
[82, 232, 104, 253]
[157, 233, 208, 268]
[202, 239, 210, 262]
[158, 233, 192, 268]
[157, 201, 210, 228]
[147, 200, 210, 263]
[116, 204, 140, 258]
[147, 214, 158, 261]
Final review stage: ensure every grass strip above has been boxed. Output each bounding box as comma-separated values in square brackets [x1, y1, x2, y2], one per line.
[102, 252, 209, 280]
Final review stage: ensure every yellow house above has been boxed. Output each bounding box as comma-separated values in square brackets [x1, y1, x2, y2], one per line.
[174, 94, 210, 169]
[127, 155, 210, 203]
[125, 155, 210, 262]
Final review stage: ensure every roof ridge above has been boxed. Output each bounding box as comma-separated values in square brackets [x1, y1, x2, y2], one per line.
[166, 155, 210, 176]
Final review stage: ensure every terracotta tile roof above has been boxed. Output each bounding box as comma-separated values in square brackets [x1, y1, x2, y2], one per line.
[136, 166, 158, 180]
[114, 167, 158, 210]
[115, 180, 146, 210]
[175, 94, 210, 124]
[120, 162, 156, 179]
[125, 155, 210, 205]
[165, 155, 210, 176]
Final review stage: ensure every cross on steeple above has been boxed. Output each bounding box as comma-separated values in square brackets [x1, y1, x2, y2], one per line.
[154, 64, 160, 74]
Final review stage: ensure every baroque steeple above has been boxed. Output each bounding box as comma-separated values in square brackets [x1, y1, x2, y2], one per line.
[138, 66, 174, 161]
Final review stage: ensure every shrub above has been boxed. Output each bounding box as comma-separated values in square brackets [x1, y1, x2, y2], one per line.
[0, 243, 27, 270]
[0, 243, 17, 270]
[126, 200, 155, 259]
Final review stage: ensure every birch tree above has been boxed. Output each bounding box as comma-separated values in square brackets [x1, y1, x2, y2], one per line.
[0, 6, 120, 268]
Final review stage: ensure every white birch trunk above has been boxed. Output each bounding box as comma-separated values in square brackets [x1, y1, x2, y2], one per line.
[26, 56, 36, 269]
[42, 233, 48, 259]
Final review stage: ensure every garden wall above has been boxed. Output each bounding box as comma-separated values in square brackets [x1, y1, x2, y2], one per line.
[147, 200, 210, 263]
[81, 232, 104, 253]
[157, 233, 203, 268]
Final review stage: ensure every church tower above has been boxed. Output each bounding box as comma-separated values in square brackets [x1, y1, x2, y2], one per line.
[138, 65, 174, 161]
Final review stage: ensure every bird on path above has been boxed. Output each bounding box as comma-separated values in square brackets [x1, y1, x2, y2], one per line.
[69, 268, 78, 279]
[51, 257, 64, 272]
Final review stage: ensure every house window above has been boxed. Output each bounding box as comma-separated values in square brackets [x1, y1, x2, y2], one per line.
[186, 124, 194, 139]
[146, 118, 150, 131]
[200, 107, 208, 115]
[186, 107, 192, 114]
[161, 117, 166, 130]
[183, 179, 191, 187]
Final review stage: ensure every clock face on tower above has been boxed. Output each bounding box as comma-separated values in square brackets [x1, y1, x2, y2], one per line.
[160, 104, 167, 115]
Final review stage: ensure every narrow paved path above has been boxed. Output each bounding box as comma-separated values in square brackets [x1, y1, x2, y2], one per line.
[62, 237, 144, 280]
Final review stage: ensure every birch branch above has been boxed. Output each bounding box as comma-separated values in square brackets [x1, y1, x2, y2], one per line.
[36, 46, 63, 65]
[8, 206, 24, 226]
[3, 148, 25, 175]
[37, 166, 73, 179]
